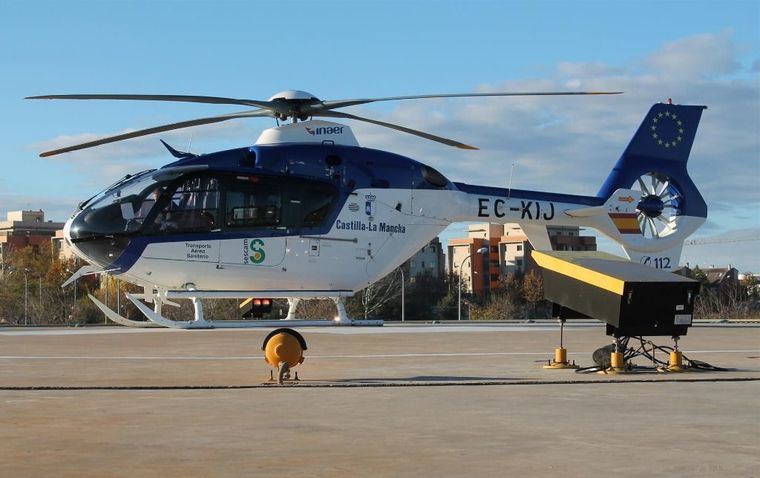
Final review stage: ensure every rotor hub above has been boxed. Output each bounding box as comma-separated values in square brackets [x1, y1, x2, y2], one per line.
[267, 90, 319, 102]
[266, 90, 321, 121]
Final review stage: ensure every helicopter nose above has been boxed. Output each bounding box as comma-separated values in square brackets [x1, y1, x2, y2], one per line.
[65, 206, 132, 268]
[62, 212, 89, 262]
[62, 215, 74, 247]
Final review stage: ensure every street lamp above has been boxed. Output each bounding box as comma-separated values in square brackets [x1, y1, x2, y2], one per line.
[458, 247, 489, 321]
[23, 268, 29, 326]
[399, 267, 405, 322]
[65, 266, 78, 322]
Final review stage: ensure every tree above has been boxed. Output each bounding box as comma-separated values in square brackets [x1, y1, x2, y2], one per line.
[435, 291, 460, 321]
[346, 269, 401, 319]
[691, 265, 708, 284]
[0, 243, 101, 325]
[470, 273, 525, 321]
[384, 270, 450, 321]
[742, 272, 759, 301]
[296, 299, 339, 319]
[521, 269, 545, 319]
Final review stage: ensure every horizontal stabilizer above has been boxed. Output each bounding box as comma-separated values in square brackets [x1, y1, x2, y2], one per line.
[563, 206, 605, 218]
[61, 265, 114, 288]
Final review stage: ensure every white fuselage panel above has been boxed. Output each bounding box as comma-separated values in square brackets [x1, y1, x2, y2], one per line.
[121, 188, 452, 292]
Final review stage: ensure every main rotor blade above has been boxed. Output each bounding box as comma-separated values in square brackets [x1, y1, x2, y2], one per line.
[27, 94, 278, 110]
[315, 111, 478, 150]
[39, 109, 272, 157]
[314, 91, 623, 112]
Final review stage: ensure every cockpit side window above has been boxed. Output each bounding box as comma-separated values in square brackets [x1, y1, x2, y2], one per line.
[286, 180, 337, 228]
[225, 176, 282, 228]
[223, 175, 338, 230]
[148, 176, 220, 233]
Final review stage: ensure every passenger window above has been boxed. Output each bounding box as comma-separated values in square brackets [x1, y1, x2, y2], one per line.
[287, 181, 337, 228]
[224, 175, 337, 230]
[150, 176, 219, 233]
[225, 176, 282, 228]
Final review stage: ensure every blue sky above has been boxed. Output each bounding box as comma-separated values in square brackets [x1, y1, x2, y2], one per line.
[0, 0, 758, 269]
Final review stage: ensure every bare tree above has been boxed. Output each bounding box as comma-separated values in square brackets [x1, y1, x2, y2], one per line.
[353, 269, 401, 319]
[297, 299, 339, 319]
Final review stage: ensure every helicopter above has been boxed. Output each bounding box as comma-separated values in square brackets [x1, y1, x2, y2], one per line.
[28, 90, 708, 329]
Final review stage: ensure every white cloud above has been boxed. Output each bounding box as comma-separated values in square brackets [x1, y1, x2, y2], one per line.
[29, 119, 262, 189]
[0, 192, 80, 222]
[645, 31, 741, 79]
[556, 61, 625, 79]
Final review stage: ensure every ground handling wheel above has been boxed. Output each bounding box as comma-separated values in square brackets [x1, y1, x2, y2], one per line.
[262, 328, 307, 384]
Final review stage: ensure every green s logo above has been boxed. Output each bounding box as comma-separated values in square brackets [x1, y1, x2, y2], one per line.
[250, 239, 266, 264]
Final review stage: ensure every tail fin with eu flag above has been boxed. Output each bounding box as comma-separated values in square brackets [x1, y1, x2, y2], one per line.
[594, 101, 708, 270]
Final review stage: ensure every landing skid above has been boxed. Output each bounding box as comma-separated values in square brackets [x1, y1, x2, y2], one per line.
[88, 294, 161, 328]
[88, 292, 382, 329]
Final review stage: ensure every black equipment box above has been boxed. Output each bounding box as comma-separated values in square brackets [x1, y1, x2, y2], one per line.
[532, 251, 700, 337]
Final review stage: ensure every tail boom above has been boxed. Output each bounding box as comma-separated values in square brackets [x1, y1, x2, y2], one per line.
[446, 102, 708, 271]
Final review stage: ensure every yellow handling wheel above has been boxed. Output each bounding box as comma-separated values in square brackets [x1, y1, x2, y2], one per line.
[262, 328, 307, 383]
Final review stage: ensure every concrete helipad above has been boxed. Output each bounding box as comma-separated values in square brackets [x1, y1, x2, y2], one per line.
[1, 322, 758, 477]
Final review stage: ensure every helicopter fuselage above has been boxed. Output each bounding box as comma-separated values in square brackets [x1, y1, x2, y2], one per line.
[63, 137, 605, 294]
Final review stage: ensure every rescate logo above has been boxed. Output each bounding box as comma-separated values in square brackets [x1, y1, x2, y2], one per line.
[619, 195, 635, 203]
[305, 126, 344, 136]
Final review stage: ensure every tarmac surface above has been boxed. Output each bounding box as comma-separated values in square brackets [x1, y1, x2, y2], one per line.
[1, 322, 758, 477]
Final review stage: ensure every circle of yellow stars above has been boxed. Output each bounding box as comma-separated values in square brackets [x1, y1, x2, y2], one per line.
[650, 110, 685, 148]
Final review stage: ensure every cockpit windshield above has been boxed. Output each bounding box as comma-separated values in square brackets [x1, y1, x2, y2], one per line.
[70, 170, 339, 243]
[71, 172, 170, 239]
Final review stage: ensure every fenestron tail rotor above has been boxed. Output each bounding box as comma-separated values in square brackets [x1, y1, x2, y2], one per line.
[28, 89, 622, 156]
[632, 172, 683, 239]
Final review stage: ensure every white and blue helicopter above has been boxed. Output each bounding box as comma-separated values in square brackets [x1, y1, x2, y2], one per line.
[30, 90, 707, 329]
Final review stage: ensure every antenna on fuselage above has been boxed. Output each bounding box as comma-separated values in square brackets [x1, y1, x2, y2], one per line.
[507, 161, 517, 200]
